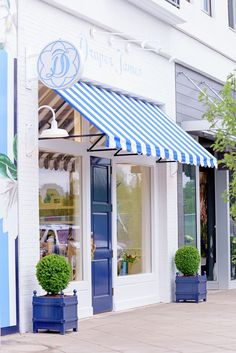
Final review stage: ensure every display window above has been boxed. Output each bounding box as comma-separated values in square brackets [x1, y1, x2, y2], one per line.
[229, 172, 236, 280]
[116, 164, 152, 276]
[39, 153, 82, 281]
[183, 165, 197, 247]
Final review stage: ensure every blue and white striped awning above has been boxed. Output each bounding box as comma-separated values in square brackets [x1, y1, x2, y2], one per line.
[57, 82, 217, 168]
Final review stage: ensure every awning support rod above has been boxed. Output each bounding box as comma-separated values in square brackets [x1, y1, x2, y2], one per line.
[87, 133, 117, 152]
[200, 81, 224, 101]
[156, 158, 177, 163]
[178, 71, 216, 106]
[114, 149, 140, 157]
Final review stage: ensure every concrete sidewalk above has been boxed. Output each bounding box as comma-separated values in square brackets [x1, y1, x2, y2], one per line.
[2, 290, 236, 353]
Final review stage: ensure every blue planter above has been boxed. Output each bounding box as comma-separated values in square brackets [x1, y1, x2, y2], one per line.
[175, 273, 207, 303]
[32, 290, 78, 335]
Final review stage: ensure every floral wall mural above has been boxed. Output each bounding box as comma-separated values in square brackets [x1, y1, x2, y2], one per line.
[0, 135, 17, 238]
[0, 0, 18, 333]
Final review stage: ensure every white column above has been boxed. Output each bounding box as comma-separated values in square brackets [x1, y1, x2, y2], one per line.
[215, 169, 230, 289]
[17, 2, 40, 332]
[156, 162, 178, 302]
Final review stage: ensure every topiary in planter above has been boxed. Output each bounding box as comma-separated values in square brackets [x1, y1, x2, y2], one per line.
[36, 254, 72, 294]
[174, 245, 200, 276]
[33, 254, 78, 334]
[174, 246, 206, 303]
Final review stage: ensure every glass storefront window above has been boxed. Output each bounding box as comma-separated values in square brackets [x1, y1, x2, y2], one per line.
[183, 165, 197, 247]
[200, 171, 208, 274]
[116, 164, 151, 276]
[39, 153, 82, 281]
[200, 168, 216, 280]
[230, 231, 236, 280]
[229, 172, 236, 280]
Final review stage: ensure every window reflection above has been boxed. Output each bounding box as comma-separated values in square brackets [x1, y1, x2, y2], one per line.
[230, 172, 236, 280]
[228, 0, 236, 30]
[116, 164, 151, 276]
[39, 153, 82, 281]
[183, 165, 197, 247]
[202, 0, 212, 15]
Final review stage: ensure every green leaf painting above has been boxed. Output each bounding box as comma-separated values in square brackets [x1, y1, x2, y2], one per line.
[13, 134, 17, 162]
[0, 135, 17, 180]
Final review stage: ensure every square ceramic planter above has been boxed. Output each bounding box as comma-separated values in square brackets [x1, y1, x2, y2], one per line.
[32, 290, 78, 334]
[175, 273, 207, 303]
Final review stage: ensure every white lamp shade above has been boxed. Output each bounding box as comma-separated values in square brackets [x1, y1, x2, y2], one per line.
[40, 119, 69, 139]
[38, 106, 69, 139]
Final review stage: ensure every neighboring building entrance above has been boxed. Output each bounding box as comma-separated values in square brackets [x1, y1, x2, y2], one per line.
[200, 168, 216, 281]
[91, 157, 113, 314]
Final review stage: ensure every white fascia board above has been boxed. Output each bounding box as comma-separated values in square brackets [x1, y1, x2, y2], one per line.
[127, 0, 186, 25]
[42, 0, 185, 27]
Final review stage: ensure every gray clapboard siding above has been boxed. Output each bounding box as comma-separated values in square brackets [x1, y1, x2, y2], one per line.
[176, 65, 222, 248]
[175, 64, 223, 124]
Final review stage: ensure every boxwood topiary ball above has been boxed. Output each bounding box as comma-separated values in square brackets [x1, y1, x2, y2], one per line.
[174, 246, 200, 276]
[36, 254, 72, 294]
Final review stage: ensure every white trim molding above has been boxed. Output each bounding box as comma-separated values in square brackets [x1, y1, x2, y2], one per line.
[127, 0, 186, 25]
[180, 119, 222, 132]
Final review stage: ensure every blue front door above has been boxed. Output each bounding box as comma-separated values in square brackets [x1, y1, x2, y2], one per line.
[91, 157, 113, 314]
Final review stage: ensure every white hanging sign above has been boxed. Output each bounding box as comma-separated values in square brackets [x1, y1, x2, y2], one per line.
[37, 39, 83, 90]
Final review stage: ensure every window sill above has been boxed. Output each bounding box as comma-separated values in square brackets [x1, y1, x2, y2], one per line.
[116, 272, 156, 285]
[201, 9, 212, 17]
[228, 26, 236, 33]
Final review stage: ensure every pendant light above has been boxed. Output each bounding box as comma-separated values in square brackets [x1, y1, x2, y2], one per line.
[39, 105, 69, 139]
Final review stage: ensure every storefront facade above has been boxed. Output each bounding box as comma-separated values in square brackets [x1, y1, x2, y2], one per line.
[1, 0, 235, 334]
[176, 64, 235, 290]
[17, 0, 181, 333]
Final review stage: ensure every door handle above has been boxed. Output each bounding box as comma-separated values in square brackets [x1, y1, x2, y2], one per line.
[91, 238, 96, 260]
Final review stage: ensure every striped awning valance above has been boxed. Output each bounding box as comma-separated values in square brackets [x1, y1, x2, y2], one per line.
[56, 82, 217, 168]
[39, 152, 76, 172]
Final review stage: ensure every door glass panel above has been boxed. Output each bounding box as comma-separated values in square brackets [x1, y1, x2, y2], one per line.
[200, 171, 208, 276]
[200, 170, 216, 280]
[39, 153, 82, 281]
[116, 164, 151, 276]
[93, 167, 108, 202]
[183, 165, 197, 246]
[230, 229, 236, 280]
[230, 172, 236, 280]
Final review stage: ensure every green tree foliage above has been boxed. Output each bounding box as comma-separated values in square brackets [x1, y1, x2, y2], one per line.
[199, 72, 236, 220]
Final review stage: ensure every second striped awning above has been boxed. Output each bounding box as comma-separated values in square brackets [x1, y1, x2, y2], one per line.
[56, 82, 217, 168]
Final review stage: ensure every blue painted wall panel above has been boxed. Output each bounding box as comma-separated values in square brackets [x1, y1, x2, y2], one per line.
[0, 50, 8, 153]
[0, 225, 9, 327]
[0, 49, 10, 329]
